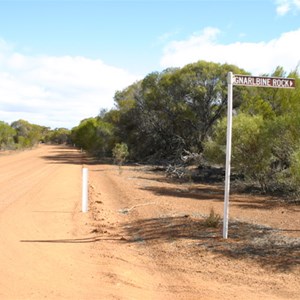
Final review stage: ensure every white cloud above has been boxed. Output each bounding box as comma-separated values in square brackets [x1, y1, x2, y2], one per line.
[275, 0, 300, 15]
[160, 27, 300, 75]
[0, 43, 140, 129]
[276, 0, 291, 15]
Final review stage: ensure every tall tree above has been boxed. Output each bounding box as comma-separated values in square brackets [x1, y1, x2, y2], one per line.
[112, 61, 247, 161]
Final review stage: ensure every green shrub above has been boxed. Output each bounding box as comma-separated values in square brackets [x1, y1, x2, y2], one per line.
[203, 208, 221, 228]
[204, 113, 272, 191]
[112, 143, 129, 166]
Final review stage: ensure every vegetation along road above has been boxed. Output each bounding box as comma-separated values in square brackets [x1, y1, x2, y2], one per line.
[0, 145, 299, 299]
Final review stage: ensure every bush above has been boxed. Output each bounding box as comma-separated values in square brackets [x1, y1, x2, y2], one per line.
[204, 113, 272, 191]
[112, 143, 129, 166]
[290, 148, 300, 187]
[203, 208, 221, 228]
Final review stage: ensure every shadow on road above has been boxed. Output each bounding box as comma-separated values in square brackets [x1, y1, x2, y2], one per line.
[140, 184, 296, 212]
[141, 185, 224, 202]
[40, 146, 97, 165]
[121, 215, 300, 272]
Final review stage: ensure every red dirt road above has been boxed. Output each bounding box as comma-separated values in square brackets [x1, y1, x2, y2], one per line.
[0, 145, 299, 299]
[0, 145, 105, 299]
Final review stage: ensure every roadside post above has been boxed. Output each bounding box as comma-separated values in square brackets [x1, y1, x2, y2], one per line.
[223, 72, 233, 239]
[82, 167, 89, 213]
[223, 73, 295, 239]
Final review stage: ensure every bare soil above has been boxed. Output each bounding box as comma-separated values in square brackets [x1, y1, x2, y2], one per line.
[0, 145, 299, 299]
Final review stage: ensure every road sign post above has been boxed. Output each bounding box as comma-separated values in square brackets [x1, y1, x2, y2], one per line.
[223, 72, 233, 239]
[223, 73, 295, 239]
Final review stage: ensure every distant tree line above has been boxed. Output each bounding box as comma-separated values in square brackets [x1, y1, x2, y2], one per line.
[0, 119, 71, 150]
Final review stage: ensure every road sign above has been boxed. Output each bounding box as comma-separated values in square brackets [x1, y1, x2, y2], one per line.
[234, 74, 295, 89]
[223, 72, 296, 239]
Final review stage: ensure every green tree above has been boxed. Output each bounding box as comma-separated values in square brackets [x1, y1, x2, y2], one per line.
[0, 121, 16, 150]
[11, 119, 45, 148]
[71, 117, 114, 156]
[112, 61, 247, 161]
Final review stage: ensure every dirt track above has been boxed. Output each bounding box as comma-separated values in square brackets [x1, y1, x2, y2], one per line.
[0, 145, 299, 299]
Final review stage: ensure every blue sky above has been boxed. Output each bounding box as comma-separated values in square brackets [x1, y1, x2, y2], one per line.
[0, 0, 299, 128]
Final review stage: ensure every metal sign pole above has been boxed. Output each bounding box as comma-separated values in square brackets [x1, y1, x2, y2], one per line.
[223, 72, 233, 239]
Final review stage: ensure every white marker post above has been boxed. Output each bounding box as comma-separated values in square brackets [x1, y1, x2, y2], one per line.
[223, 72, 233, 239]
[82, 167, 89, 213]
